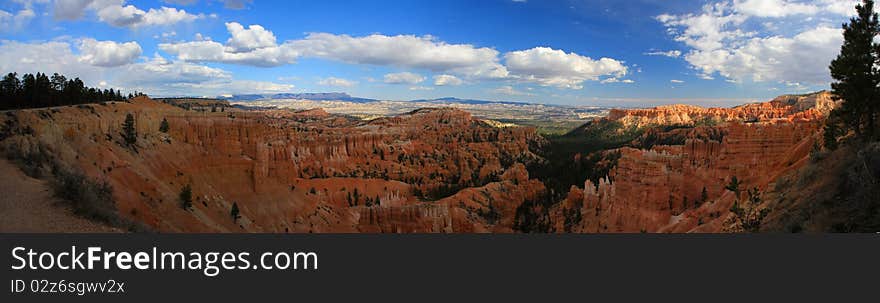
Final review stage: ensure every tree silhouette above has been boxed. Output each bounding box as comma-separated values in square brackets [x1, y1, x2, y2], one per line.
[0, 72, 128, 110]
[829, 0, 880, 142]
[179, 184, 193, 210]
[725, 176, 741, 199]
[159, 118, 170, 133]
[230, 202, 240, 223]
[122, 113, 137, 146]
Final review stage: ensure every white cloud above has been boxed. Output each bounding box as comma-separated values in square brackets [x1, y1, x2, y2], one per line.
[162, 28, 510, 78]
[53, 0, 202, 28]
[159, 39, 299, 67]
[689, 26, 842, 84]
[644, 50, 681, 58]
[492, 85, 533, 96]
[78, 39, 142, 67]
[408, 86, 434, 91]
[159, 23, 299, 66]
[600, 77, 635, 84]
[159, 24, 634, 89]
[733, 0, 818, 18]
[433, 74, 463, 86]
[0, 40, 101, 80]
[503, 47, 627, 89]
[821, 0, 858, 15]
[670, 79, 684, 83]
[383, 72, 425, 84]
[225, 22, 277, 53]
[317, 77, 357, 87]
[0, 8, 35, 31]
[657, 0, 852, 85]
[289, 33, 509, 79]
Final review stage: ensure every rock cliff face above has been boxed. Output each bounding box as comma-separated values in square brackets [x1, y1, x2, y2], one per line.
[551, 91, 832, 233]
[608, 91, 835, 129]
[0, 91, 834, 233]
[0, 97, 543, 232]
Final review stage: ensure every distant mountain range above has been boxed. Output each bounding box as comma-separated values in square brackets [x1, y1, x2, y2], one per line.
[216, 93, 535, 106]
[218, 92, 378, 103]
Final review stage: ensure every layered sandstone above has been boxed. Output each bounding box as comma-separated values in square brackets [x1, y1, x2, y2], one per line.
[553, 91, 831, 233]
[0, 97, 543, 232]
[608, 91, 836, 129]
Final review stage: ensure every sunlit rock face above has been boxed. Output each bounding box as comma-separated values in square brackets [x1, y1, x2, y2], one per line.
[552, 91, 833, 233]
[0, 91, 835, 233]
[1, 97, 543, 232]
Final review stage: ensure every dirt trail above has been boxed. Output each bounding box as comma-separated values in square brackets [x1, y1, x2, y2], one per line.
[0, 159, 118, 233]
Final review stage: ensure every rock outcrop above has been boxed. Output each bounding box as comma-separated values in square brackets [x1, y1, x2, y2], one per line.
[0, 98, 543, 232]
[553, 91, 832, 233]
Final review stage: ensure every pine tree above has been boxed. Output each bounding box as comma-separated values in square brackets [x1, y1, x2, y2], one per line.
[829, 0, 880, 140]
[230, 202, 240, 223]
[159, 117, 170, 133]
[179, 184, 193, 210]
[700, 186, 708, 205]
[122, 113, 137, 146]
[725, 176, 741, 199]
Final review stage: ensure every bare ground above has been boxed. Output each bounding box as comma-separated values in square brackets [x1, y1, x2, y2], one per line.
[0, 159, 118, 233]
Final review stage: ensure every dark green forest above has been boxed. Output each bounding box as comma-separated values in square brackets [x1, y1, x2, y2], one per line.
[0, 72, 138, 110]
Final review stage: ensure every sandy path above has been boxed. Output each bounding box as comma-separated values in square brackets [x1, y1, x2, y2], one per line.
[0, 159, 118, 233]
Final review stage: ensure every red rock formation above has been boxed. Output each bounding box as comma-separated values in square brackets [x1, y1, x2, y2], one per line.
[608, 91, 836, 129]
[555, 92, 831, 233]
[0, 98, 543, 233]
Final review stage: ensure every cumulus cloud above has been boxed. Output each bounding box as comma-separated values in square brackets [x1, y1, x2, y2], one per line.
[503, 47, 627, 89]
[383, 72, 425, 84]
[317, 77, 357, 87]
[433, 74, 463, 86]
[159, 24, 630, 89]
[78, 39, 142, 67]
[657, 0, 853, 85]
[160, 28, 510, 78]
[288, 33, 510, 79]
[159, 39, 299, 67]
[225, 22, 277, 53]
[159, 23, 297, 67]
[53, 0, 202, 28]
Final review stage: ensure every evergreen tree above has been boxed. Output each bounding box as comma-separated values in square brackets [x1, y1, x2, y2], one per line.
[179, 184, 193, 210]
[122, 113, 137, 145]
[725, 176, 741, 199]
[829, 0, 880, 140]
[159, 117, 170, 133]
[700, 186, 709, 205]
[230, 202, 240, 223]
[824, 111, 843, 150]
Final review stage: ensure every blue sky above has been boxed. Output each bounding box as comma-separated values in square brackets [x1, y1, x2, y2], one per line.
[0, 0, 863, 106]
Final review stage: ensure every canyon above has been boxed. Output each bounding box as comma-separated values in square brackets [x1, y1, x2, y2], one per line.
[0, 91, 839, 232]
